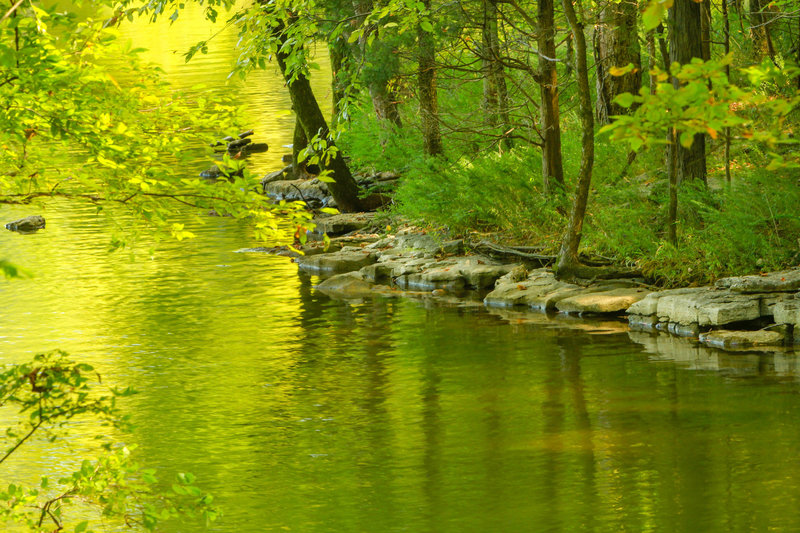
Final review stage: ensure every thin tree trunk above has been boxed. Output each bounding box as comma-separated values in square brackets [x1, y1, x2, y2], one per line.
[750, 0, 776, 60]
[722, 0, 732, 183]
[647, 31, 657, 95]
[593, 0, 642, 124]
[669, 0, 707, 184]
[482, 0, 513, 148]
[273, 24, 363, 212]
[539, 0, 564, 193]
[329, 40, 348, 126]
[352, 0, 403, 128]
[656, 23, 669, 71]
[418, 0, 443, 156]
[701, 0, 712, 61]
[556, 0, 594, 278]
[667, 127, 678, 244]
[292, 117, 308, 172]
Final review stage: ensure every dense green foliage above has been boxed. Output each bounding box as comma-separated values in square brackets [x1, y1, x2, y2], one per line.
[0, 352, 218, 531]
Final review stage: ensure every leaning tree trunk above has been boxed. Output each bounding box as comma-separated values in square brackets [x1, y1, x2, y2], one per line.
[555, 0, 594, 278]
[482, 0, 513, 148]
[418, 0, 443, 156]
[669, 0, 707, 184]
[593, 0, 642, 125]
[273, 26, 363, 212]
[538, 0, 564, 193]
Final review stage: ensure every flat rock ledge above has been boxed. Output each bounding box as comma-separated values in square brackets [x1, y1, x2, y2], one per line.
[280, 228, 800, 352]
[293, 230, 652, 318]
[628, 269, 800, 348]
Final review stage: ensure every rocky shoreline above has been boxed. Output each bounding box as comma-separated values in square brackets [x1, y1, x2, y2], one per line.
[241, 212, 800, 354]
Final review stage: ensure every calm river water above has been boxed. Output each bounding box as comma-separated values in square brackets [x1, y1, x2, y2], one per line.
[3, 6, 800, 533]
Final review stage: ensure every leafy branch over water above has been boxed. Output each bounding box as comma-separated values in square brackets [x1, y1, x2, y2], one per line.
[0, 351, 219, 532]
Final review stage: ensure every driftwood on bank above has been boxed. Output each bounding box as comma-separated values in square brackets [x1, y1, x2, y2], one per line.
[471, 240, 556, 266]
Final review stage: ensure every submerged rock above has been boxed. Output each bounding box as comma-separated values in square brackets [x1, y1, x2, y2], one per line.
[316, 271, 377, 298]
[200, 165, 243, 179]
[699, 329, 786, 350]
[5, 215, 45, 233]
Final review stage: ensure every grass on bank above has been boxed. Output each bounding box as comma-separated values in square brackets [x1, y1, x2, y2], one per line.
[339, 107, 800, 288]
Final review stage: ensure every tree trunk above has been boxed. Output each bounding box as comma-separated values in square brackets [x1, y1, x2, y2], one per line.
[750, 0, 776, 60]
[292, 117, 308, 172]
[352, 0, 403, 128]
[647, 31, 657, 95]
[667, 127, 678, 244]
[482, 0, 513, 148]
[669, 0, 707, 184]
[538, 0, 564, 193]
[273, 25, 363, 212]
[329, 40, 348, 126]
[701, 0, 712, 61]
[593, 0, 642, 124]
[722, 0, 732, 183]
[555, 0, 594, 278]
[418, 0, 443, 156]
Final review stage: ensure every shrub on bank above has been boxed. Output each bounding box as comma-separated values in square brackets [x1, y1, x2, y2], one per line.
[340, 108, 800, 288]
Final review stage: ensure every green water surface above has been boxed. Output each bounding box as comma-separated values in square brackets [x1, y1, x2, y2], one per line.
[3, 6, 800, 532]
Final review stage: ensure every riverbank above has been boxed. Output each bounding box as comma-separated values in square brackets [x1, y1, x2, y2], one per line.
[241, 210, 800, 354]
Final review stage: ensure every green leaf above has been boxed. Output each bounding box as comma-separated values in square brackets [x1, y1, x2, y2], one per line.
[75, 521, 89, 533]
[642, 0, 673, 31]
[420, 20, 433, 32]
[679, 131, 695, 148]
[613, 93, 636, 108]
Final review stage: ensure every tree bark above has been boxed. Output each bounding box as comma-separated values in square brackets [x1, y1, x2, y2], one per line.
[538, 0, 564, 193]
[669, 0, 707, 184]
[722, 0, 732, 183]
[292, 117, 308, 172]
[700, 0, 712, 61]
[273, 25, 363, 212]
[482, 0, 513, 148]
[750, 0, 776, 60]
[418, 0, 443, 156]
[646, 31, 657, 95]
[352, 0, 403, 128]
[593, 0, 642, 124]
[329, 39, 348, 126]
[555, 0, 594, 278]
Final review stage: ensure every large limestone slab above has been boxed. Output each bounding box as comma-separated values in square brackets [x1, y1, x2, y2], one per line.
[627, 288, 702, 317]
[774, 298, 800, 326]
[312, 213, 375, 236]
[484, 269, 575, 309]
[316, 272, 376, 298]
[651, 289, 762, 327]
[556, 287, 650, 314]
[396, 263, 466, 290]
[295, 249, 377, 274]
[699, 329, 785, 350]
[716, 269, 800, 293]
[484, 269, 636, 312]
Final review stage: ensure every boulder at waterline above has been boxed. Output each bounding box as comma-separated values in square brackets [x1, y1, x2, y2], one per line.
[5, 215, 45, 233]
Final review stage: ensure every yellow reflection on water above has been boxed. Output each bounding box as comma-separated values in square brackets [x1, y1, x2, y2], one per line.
[116, 2, 334, 175]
